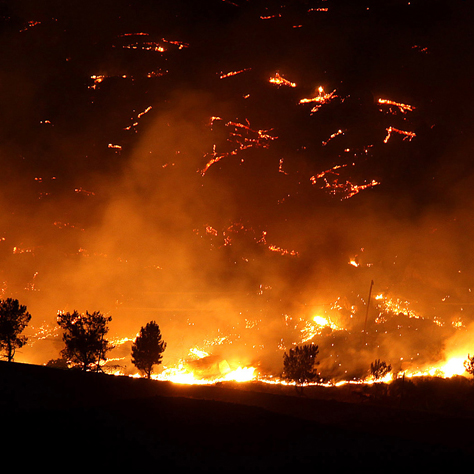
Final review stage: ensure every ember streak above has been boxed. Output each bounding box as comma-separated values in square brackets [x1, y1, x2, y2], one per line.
[219, 68, 252, 79]
[299, 86, 340, 113]
[378, 98, 415, 114]
[269, 72, 297, 88]
[200, 118, 277, 175]
[383, 126, 416, 143]
[2, 0, 474, 385]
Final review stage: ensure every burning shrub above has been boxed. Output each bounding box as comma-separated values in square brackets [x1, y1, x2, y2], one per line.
[370, 359, 392, 381]
[463, 354, 474, 378]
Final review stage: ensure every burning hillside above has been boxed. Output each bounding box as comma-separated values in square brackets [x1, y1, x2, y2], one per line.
[1, 0, 474, 384]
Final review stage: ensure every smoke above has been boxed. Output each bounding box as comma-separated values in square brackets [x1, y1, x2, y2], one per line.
[2, 1, 474, 380]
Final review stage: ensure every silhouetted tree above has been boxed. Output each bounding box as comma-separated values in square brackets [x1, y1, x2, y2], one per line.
[370, 359, 392, 380]
[131, 321, 166, 379]
[282, 344, 320, 393]
[464, 354, 474, 378]
[57, 310, 113, 371]
[0, 298, 31, 362]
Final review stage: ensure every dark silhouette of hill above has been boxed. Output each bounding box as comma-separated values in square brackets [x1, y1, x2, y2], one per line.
[1, 361, 473, 470]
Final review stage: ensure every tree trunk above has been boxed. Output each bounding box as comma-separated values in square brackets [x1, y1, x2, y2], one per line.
[7, 339, 14, 362]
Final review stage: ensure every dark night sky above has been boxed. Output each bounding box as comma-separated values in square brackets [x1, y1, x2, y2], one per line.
[1, 0, 474, 377]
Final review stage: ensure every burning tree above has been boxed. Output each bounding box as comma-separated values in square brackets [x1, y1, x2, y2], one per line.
[463, 354, 474, 378]
[57, 310, 113, 372]
[370, 359, 392, 381]
[0, 298, 31, 362]
[131, 321, 166, 379]
[282, 344, 320, 390]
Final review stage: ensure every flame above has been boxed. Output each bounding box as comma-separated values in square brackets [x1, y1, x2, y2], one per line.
[296, 314, 341, 343]
[155, 359, 257, 385]
[403, 357, 467, 379]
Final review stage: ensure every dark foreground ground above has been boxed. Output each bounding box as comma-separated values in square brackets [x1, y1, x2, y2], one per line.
[1, 361, 473, 471]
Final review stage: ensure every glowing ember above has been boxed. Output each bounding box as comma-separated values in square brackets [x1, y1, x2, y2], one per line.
[299, 86, 339, 113]
[322, 129, 344, 146]
[374, 293, 423, 321]
[269, 72, 297, 88]
[19, 20, 41, 32]
[200, 119, 277, 175]
[383, 126, 416, 143]
[322, 179, 380, 200]
[378, 98, 415, 114]
[123, 41, 166, 52]
[219, 68, 251, 79]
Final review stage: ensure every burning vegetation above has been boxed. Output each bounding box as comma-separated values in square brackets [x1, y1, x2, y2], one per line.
[1, 0, 474, 391]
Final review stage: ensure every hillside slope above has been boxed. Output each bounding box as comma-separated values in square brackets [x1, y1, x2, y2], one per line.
[1, 361, 472, 470]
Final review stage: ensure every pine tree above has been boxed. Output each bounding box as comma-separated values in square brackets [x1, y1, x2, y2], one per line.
[0, 298, 31, 362]
[131, 321, 166, 379]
